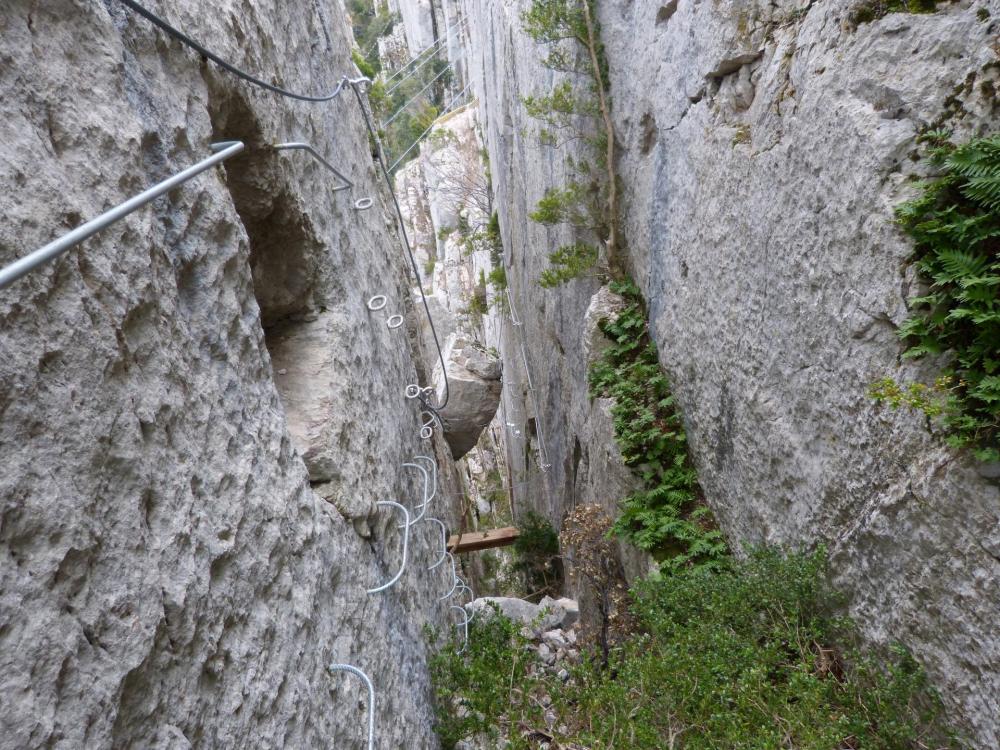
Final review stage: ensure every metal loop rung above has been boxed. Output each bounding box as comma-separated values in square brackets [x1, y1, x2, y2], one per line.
[366, 501, 411, 594]
[423, 517, 448, 570]
[328, 663, 375, 750]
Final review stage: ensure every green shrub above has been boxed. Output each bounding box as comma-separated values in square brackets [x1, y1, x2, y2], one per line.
[589, 280, 727, 568]
[486, 265, 507, 291]
[430, 550, 960, 750]
[464, 284, 489, 318]
[872, 132, 1000, 462]
[539, 242, 599, 288]
[350, 48, 376, 79]
[427, 608, 535, 748]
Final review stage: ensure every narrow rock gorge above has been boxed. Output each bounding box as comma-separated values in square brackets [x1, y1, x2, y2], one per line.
[1, 0, 998, 748]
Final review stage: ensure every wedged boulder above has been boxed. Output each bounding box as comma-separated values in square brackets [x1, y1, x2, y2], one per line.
[435, 335, 502, 458]
[581, 285, 628, 367]
[267, 311, 346, 482]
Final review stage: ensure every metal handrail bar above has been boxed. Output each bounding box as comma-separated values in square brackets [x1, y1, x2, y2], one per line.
[0, 141, 245, 292]
[272, 142, 352, 191]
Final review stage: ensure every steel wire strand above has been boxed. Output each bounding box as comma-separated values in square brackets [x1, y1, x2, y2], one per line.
[505, 282, 553, 470]
[114, 0, 351, 102]
[383, 20, 466, 97]
[381, 17, 467, 85]
[382, 63, 455, 127]
[384, 44, 445, 96]
[388, 84, 471, 171]
[348, 80, 451, 410]
[114, 0, 455, 414]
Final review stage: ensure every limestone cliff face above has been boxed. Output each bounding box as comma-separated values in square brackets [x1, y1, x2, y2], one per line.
[0, 1, 459, 747]
[456, 0, 1000, 744]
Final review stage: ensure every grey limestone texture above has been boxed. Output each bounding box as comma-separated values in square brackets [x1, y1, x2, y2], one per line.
[458, 0, 1000, 744]
[0, 1, 462, 748]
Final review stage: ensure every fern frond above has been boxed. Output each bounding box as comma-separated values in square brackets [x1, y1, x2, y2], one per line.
[962, 175, 1000, 211]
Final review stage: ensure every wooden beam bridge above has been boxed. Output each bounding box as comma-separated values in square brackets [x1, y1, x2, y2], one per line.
[448, 526, 520, 553]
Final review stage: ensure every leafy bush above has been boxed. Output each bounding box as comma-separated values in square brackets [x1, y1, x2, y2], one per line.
[463, 282, 489, 320]
[539, 242, 599, 288]
[350, 48, 376, 79]
[427, 608, 535, 748]
[346, 0, 393, 74]
[589, 280, 727, 568]
[872, 132, 1000, 462]
[486, 265, 507, 291]
[430, 549, 959, 750]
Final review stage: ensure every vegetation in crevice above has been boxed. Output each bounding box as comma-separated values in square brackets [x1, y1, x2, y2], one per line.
[589, 280, 727, 569]
[871, 132, 1000, 462]
[510, 510, 562, 600]
[462, 270, 489, 325]
[429, 549, 959, 749]
[521, 0, 620, 286]
[848, 0, 946, 26]
[346, 0, 395, 75]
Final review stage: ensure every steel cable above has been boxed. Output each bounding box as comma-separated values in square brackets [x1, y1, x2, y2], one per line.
[382, 63, 454, 128]
[384, 19, 466, 96]
[381, 17, 467, 85]
[110, 0, 453, 415]
[388, 84, 471, 171]
[114, 0, 351, 102]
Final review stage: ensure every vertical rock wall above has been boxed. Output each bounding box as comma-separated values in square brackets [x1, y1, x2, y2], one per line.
[0, 1, 459, 747]
[458, 0, 1000, 744]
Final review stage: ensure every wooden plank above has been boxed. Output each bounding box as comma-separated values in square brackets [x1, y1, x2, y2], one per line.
[448, 526, 520, 553]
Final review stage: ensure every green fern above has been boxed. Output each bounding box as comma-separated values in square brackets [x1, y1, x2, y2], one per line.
[590, 280, 728, 568]
[878, 133, 1000, 459]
